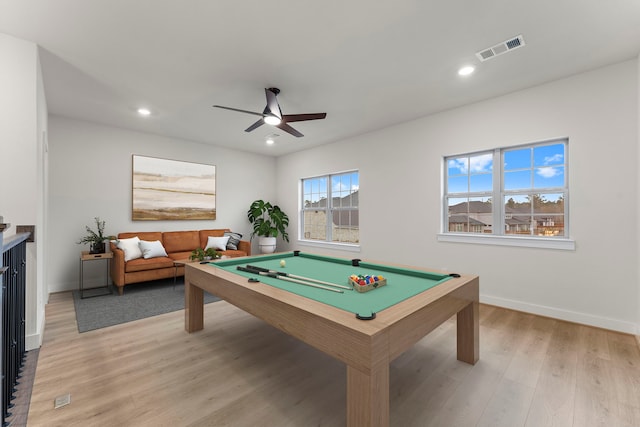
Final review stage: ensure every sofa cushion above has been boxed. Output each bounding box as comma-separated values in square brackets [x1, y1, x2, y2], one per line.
[116, 236, 143, 262]
[125, 256, 174, 273]
[224, 231, 243, 250]
[163, 230, 200, 254]
[168, 251, 193, 261]
[139, 240, 168, 259]
[220, 249, 248, 258]
[199, 229, 229, 249]
[205, 235, 230, 251]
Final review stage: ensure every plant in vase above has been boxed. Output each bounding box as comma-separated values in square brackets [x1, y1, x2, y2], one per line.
[190, 247, 220, 261]
[247, 199, 289, 254]
[77, 217, 115, 254]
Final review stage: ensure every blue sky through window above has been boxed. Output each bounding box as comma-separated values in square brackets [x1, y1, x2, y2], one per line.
[505, 143, 565, 190]
[303, 172, 359, 203]
[447, 153, 493, 193]
[447, 143, 564, 193]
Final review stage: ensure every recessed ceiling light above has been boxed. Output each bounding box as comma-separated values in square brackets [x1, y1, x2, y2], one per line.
[137, 108, 151, 116]
[265, 133, 279, 145]
[458, 66, 475, 76]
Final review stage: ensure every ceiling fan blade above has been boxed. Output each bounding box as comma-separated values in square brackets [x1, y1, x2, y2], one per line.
[244, 119, 264, 133]
[264, 88, 282, 119]
[275, 122, 304, 138]
[282, 113, 327, 123]
[213, 105, 264, 117]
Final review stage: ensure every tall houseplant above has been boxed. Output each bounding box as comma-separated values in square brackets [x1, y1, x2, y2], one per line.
[77, 217, 115, 254]
[247, 200, 289, 253]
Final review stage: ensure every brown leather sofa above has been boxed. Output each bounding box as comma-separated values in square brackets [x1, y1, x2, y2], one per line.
[109, 229, 250, 295]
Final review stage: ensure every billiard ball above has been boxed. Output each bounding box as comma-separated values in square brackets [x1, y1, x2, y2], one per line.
[280, 259, 286, 267]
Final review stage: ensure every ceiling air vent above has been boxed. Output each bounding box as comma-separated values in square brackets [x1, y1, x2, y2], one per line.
[476, 35, 525, 62]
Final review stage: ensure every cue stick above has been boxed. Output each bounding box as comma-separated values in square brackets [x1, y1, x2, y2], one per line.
[245, 265, 352, 291]
[237, 266, 344, 293]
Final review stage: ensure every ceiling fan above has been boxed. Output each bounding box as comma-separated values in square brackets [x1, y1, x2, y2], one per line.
[213, 87, 326, 138]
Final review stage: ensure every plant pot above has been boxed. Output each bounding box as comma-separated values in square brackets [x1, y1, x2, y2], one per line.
[258, 236, 277, 254]
[89, 242, 106, 254]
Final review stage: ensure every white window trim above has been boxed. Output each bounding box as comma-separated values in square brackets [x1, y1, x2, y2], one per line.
[437, 233, 575, 250]
[442, 138, 571, 249]
[297, 238, 361, 252]
[299, 170, 360, 248]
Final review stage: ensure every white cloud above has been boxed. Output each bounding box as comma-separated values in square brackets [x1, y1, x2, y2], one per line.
[470, 154, 493, 173]
[449, 154, 492, 174]
[449, 158, 468, 174]
[544, 153, 564, 164]
[537, 167, 559, 178]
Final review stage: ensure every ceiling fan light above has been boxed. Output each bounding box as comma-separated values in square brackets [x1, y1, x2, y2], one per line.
[264, 115, 281, 126]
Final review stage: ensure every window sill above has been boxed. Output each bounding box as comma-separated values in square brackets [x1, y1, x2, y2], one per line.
[437, 233, 575, 250]
[297, 239, 361, 253]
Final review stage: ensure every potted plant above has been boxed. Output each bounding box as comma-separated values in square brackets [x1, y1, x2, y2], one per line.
[189, 247, 220, 261]
[77, 217, 115, 254]
[247, 200, 289, 253]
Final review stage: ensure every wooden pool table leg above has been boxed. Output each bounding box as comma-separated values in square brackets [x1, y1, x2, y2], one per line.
[346, 363, 389, 427]
[185, 280, 204, 332]
[457, 300, 479, 364]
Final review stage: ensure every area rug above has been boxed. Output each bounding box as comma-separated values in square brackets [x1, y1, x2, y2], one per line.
[72, 279, 220, 333]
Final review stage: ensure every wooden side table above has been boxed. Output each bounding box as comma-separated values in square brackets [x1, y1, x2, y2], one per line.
[79, 251, 113, 298]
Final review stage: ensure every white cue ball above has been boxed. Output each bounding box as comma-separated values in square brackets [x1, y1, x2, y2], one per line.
[280, 259, 286, 267]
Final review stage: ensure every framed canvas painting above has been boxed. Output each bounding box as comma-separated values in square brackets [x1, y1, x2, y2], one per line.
[132, 155, 216, 220]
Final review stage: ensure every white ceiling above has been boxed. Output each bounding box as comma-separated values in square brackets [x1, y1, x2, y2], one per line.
[1, 1, 639, 156]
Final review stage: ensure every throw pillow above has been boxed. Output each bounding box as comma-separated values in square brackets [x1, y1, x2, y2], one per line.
[138, 240, 168, 259]
[116, 236, 143, 261]
[224, 231, 242, 250]
[205, 235, 230, 251]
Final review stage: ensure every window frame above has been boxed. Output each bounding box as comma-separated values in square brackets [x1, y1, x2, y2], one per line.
[439, 138, 575, 250]
[299, 170, 360, 250]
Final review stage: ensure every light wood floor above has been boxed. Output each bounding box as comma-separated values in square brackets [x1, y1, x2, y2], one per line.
[28, 292, 640, 427]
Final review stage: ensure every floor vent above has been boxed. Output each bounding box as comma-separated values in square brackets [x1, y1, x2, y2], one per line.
[476, 35, 525, 62]
[54, 393, 71, 409]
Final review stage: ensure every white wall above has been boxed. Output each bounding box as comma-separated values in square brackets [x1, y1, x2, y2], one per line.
[47, 116, 277, 292]
[0, 33, 48, 349]
[278, 59, 640, 334]
[0, 34, 38, 235]
[637, 53, 640, 334]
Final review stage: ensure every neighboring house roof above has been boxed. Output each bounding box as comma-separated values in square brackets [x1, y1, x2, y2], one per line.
[451, 202, 537, 217]
[449, 201, 492, 214]
[505, 205, 531, 215]
[505, 216, 530, 225]
[448, 214, 486, 226]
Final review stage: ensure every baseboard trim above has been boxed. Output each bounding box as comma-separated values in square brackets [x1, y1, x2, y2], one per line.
[26, 311, 45, 351]
[481, 294, 638, 334]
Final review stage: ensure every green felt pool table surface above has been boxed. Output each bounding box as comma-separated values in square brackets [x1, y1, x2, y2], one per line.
[214, 251, 453, 318]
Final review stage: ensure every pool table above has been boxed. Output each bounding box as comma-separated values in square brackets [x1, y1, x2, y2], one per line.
[185, 251, 479, 427]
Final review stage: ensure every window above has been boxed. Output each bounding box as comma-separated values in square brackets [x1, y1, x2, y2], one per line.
[444, 139, 568, 239]
[301, 171, 359, 245]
